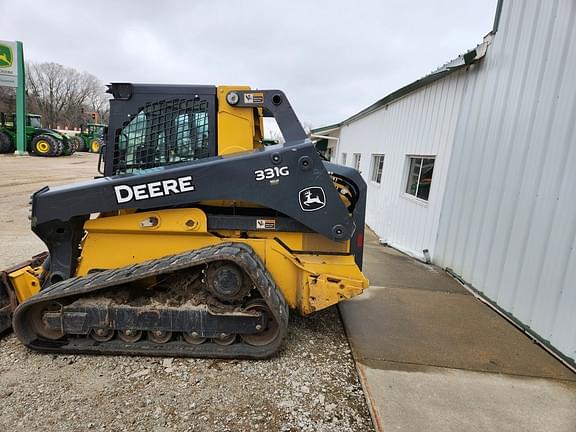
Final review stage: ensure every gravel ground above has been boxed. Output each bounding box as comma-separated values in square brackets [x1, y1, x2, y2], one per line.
[0, 309, 372, 431]
[0, 153, 373, 431]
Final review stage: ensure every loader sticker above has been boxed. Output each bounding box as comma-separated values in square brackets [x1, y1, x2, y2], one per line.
[244, 92, 264, 104]
[114, 176, 196, 204]
[256, 219, 276, 230]
[299, 187, 326, 212]
[0, 44, 13, 68]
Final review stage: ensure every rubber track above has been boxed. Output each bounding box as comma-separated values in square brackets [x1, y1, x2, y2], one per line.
[13, 243, 289, 359]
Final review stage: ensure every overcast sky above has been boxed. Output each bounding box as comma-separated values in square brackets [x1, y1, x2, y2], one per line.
[1, 0, 497, 128]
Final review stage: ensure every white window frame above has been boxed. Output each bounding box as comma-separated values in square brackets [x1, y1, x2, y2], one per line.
[404, 155, 436, 203]
[370, 154, 385, 184]
[341, 152, 347, 166]
[353, 153, 361, 171]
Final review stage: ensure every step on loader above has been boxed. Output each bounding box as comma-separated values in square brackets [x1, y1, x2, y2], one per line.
[0, 84, 368, 358]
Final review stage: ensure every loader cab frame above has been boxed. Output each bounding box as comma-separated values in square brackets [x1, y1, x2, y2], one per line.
[103, 83, 308, 178]
[103, 84, 218, 177]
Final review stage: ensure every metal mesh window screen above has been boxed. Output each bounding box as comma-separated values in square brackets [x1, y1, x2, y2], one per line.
[112, 98, 210, 175]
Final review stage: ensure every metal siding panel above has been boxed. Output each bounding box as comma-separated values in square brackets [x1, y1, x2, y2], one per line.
[525, 7, 576, 335]
[437, 0, 576, 365]
[433, 72, 468, 264]
[475, 0, 536, 298]
[436, 65, 482, 269]
[487, 0, 547, 308]
[463, 0, 519, 290]
[503, 0, 562, 319]
[458, 48, 502, 283]
[430, 74, 463, 257]
[485, 0, 557, 311]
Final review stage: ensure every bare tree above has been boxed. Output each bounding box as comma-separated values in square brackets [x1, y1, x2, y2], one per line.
[0, 87, 16, 114]
[86, 87, 111, 124]
[26, 62, 108, 128]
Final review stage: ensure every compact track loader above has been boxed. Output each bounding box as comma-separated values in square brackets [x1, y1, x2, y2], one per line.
[0, 84, 368, 358]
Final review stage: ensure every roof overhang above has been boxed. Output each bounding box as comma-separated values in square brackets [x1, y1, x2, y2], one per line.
[310, 123, 342, 135]
[312, 37, 491, 132]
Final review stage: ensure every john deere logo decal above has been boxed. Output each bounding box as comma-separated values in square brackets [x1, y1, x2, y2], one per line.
[0, 45, 13, 68]
[299, 186, 326, 212]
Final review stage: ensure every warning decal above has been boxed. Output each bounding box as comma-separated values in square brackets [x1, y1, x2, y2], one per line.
[244, 92, 264, 104]
[256, 219, 276, 230]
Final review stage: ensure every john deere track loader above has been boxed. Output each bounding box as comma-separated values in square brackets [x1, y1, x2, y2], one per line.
[0, 84, 368, 358]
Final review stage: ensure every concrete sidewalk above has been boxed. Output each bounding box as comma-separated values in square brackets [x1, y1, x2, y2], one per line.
[340, 228, 576, 432]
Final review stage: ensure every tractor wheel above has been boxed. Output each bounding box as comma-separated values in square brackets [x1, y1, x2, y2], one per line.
[69, 136, 83, 152]
[89, 137, 104, 153]
[0, 131, 15, 154]
[55, 141, 64, 156]
[30, 135, 61, 157]
[61, 139, 75, 156]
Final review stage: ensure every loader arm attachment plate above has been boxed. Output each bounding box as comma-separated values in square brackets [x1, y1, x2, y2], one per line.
[0, 253, 48, 333]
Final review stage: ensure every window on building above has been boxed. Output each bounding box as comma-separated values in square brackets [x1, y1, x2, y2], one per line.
[405, 156, 435, 201]
[341, 152, 347, 165]
[353, 153, 361, 171]
[370, 154, 384, 183]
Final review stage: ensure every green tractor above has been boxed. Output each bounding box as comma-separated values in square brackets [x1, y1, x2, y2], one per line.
[70, 123, 106, 153]
[0, 113, 75, 157]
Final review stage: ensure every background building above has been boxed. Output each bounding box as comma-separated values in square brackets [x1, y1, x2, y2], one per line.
[313, 0, 576, 368]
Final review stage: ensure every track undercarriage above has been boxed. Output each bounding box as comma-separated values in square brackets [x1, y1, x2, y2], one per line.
[13, 243, 289, 358]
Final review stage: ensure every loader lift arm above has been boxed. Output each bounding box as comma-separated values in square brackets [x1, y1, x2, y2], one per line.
[33, 86, 365, 286]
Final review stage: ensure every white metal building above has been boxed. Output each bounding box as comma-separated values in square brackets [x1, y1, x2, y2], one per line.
[313, 0, 576, 368]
